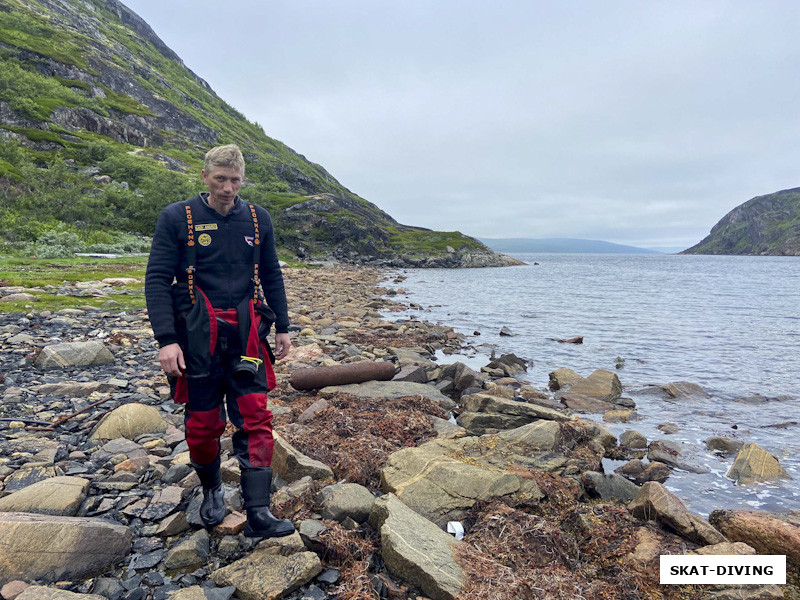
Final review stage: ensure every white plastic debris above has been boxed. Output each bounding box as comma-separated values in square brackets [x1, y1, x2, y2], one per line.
[446, 521, 464, 540]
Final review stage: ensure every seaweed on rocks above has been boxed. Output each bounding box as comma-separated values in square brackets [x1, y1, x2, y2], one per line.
[279, 391, 446, 491]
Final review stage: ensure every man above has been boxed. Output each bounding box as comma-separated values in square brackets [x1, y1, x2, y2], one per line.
[145, 144, 294, 538]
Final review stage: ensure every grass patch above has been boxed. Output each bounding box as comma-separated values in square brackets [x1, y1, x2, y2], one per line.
[0, 254, 147, 286]
[389, 228, 484, 254]
[1, 126, 65, 145]
[0, 255, 148, 313]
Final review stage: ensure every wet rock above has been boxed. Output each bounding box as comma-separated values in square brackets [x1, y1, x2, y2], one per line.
[316, 482, 376, 523]
[726, 442, 791, 484]
[567, 369, 622, 402]
[370, 493, 464, 600]
[708, 510, 800, 568]
[705, 436, 744, 455]
[0, 513, 131, 583]
[619, 430, 648, 449]
[34, 341, 114, 369]
[0, 476, 89, 516]
[486, 353, 528, 376]
[89, 402, 167, 442]
[602, 408, 635, 422]
[582, 471, 640, 502]
[548, 367, 582, 391]
[272, 434, 334, 483]
[212, 547, 322, 600]
[615, 459, 672, 484]
[659, 381, 710, 399]
[657, 423, 679, 434]
[452, 363, 486, 393]
[560, 393, 614, 414]
[628, 481, 726, 545]
[647, 440, 709, 473]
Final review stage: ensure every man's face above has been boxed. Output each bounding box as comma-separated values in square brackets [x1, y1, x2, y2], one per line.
[202, 166, 243, 205]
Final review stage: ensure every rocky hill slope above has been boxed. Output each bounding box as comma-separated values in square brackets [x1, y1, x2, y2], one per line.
[0, 0, 519, 267]
[682, 187, 800, 256]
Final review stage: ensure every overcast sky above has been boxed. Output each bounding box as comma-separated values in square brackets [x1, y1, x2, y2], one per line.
[123, 1, 800, 249]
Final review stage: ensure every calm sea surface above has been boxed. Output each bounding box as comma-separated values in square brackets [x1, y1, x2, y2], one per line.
[385, 253, 800, 516]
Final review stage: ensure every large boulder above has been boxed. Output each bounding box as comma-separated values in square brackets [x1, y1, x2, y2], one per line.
[272, 435, 334, 483]
[726, 443, 791, 484]
[455, 411, 532, 434]
[379, 420, 593, 526]
[0, 476, 89, 516]
[708, 510, 800, 568]
[321, 381, 456, 411]
[560, 393, 614, 414]
[369, 494, 464, 600]
[460, 393, 571, 422]
[381, 438, 532, 527]
[89, 403, 167, 442]
[212, 547, 322, 600]
[567, 369, 622, 401]
[0, 513, 131, 583]
[34, 342, 114, 369]
[548, 368, 582, 391]
[628, 482, 725, 545]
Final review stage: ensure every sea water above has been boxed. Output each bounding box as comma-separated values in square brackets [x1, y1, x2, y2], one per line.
[386, 253, 800, 516]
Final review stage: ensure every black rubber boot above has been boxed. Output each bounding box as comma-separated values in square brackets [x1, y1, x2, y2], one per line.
[240, 467, 295, 538]
[193, 457, 226, 528]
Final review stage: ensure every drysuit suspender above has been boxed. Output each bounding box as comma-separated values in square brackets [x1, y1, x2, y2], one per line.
[183, 200, 261, 305]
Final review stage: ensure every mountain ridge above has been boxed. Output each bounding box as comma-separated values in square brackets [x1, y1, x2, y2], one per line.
[0, 0, 521, 268]
[682, 187, 800, 256]
[479, 237, 662, 254]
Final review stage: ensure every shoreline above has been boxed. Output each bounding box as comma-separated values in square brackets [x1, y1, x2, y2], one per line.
[0, 265, 796, 598]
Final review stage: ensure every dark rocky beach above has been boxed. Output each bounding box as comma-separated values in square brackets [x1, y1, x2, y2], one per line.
[0, 266, 797, 600]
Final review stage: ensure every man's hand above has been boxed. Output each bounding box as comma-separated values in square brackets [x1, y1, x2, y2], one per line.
[274, 332, 292, 361]
[159, 343, 186, 377]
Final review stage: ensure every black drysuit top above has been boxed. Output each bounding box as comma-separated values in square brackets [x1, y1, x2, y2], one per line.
[145, 193, 290, 348]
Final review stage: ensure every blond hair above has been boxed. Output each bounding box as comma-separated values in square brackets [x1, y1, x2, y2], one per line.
[204, 144, 245, 174]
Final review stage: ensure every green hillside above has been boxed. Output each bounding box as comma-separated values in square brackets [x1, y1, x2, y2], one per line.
[0, 0, 518, 267]
[682, 187, 800, 256]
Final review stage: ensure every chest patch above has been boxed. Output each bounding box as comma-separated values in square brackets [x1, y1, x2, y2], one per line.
[244, 235, 255, 247]
[198, 233, 212, 246]
[195, 223, 218, 232]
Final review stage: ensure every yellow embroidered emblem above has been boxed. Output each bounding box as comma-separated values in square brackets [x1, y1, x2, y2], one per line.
[198, 233, 212, 246]
[195, 223, 218, 231]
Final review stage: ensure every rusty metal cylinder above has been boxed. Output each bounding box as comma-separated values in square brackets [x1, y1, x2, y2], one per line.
[290, 360, 397, 391]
